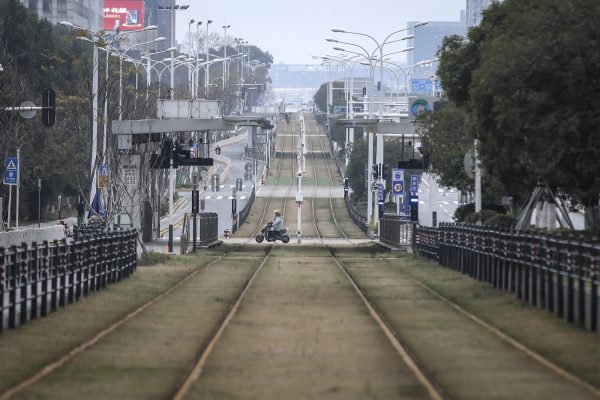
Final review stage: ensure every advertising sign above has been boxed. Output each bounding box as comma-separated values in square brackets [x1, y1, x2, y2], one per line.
[104, 1, 144, 31]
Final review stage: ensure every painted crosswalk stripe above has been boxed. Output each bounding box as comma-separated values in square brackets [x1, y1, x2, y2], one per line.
[240, 195, 247, 200]
[217, 196, 223, 200]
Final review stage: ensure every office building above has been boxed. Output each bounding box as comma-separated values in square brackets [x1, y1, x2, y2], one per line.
[22, 0, 103, 31]
[466, 0, 505, 28]
[407, 20, 467, 66]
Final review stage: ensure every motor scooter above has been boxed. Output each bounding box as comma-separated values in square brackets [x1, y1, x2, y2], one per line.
[255, 222, 290, 243]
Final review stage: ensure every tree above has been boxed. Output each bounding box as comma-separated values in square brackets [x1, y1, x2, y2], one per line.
[431, 0, 600, 229]
[346, 133, 423, 209]
[417, 102, 473, 193]
[313, 81, 345, 113]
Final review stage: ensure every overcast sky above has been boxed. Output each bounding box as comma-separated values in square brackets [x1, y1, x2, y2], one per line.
[175, 0, 466, 65]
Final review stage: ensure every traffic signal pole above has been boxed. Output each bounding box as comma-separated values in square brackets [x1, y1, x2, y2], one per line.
[375, 133, 384, 229]
[367, 132, 373, 228]
[168, 145, 174, 253]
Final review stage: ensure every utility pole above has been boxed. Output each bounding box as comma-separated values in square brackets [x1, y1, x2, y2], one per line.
[37, 178, 41, 228]
[16, 148, 20, 228]
[474, 139, 482, 213]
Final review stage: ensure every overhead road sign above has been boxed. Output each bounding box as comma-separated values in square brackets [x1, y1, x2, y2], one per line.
[112, 118, 229, 135]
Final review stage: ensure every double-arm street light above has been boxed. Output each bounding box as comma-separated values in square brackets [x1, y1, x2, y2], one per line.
[327, 22, 426, 228]
[222, 24, 231, 86]
[61, 21, 158, 211]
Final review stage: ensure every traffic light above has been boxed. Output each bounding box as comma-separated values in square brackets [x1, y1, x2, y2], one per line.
[377, 81, 381, 91]
[42, 88, 56, 127]
[397, 158, 427, 170]
[175, 140, 191, 168]
[371, 165, 379, 179]
[362, 87, 367, 96]
[381, 164, 388, 180]
[410, 194, 419, 222]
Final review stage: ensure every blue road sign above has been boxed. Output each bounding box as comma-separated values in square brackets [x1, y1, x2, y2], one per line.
[411, 79, 442, 94]
[98, 164, 109, 176]
[392, 168, 404, 196]
[410, 174, 419, 193]
[3, 157, 18, 185]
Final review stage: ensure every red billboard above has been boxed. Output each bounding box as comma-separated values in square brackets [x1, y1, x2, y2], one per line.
[104, 1, 145, 31]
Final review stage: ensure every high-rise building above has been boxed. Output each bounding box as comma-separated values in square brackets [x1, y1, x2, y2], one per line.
[407, 21, 467, 66]
[466, 0, 504, 28]
[22, 0, 103, 31]
[144, 0, 174, 51]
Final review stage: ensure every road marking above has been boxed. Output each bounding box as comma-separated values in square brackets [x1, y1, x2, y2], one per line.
[441, 201, 449, 205]
[453, 201, 459, 205]
[217, 196, 223, 200]
[204, 196, 212, 200]
[240, 196, 247, 200]
[419, 201, 425, 205]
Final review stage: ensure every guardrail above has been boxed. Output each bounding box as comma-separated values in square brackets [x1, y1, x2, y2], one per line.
[415, 223, 599, 332]
[198, 212, 219, 247]
[232, 186, 256, 234]
[0, 228, 138, 333]
[380, 215, 413, 247]
[344, 196, 368, 234]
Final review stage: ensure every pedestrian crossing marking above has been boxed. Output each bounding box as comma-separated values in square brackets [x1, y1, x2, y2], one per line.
[217, 196, 223, 200]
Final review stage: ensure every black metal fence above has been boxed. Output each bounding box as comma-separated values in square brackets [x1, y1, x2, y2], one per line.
[198, 213, 219, 246]
[0, 228, 138, 333]
[380, 215, 413, 247]
[415, 223, 599, 331]
[233, 186, 256, 234]
[344, 196, 368, 234]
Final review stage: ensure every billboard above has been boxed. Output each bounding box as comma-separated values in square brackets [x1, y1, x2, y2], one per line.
[104, 1, 144, 31]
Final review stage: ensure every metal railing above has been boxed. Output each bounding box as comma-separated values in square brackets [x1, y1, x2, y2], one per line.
[232, 186, 256, 234]
[344, 196, 368, 234]
[198, 212, 219, 247]
[0, 228, 138, 333]
[380, 215, 414, 247]
[415, 223, 600, 331]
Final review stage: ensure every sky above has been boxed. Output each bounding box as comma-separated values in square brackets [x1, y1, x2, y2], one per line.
[175, 0, 466, 65]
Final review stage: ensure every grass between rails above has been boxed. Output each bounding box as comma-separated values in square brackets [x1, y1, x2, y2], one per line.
[0, 248, 259, 394]
[15, 254, 263, 400]
[339, 251, 600, 398]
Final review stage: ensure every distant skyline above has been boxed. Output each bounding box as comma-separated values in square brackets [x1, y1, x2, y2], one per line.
[174, 0, 467, 65]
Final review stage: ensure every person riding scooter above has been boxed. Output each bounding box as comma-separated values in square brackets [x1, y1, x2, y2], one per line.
[269, 209, 283, 239]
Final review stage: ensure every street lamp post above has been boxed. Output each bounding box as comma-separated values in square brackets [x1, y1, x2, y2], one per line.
[222, 24, 231, 89]
[205, 19, 213, 95]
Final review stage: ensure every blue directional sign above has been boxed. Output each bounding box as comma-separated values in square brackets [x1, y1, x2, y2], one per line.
[410, 174, 419, 193]
[411, 79, 442, 94]
[377, 184, 384, 203]
[3, 157, 18, 186]
[98, 164, 109, 176]
[392, 168, 404, 196]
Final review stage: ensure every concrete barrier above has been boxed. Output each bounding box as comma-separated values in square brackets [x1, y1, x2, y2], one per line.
[0, 217, 76, 248]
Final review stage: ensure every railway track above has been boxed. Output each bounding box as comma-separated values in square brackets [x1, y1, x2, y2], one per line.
[2, 113, 596, 400]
